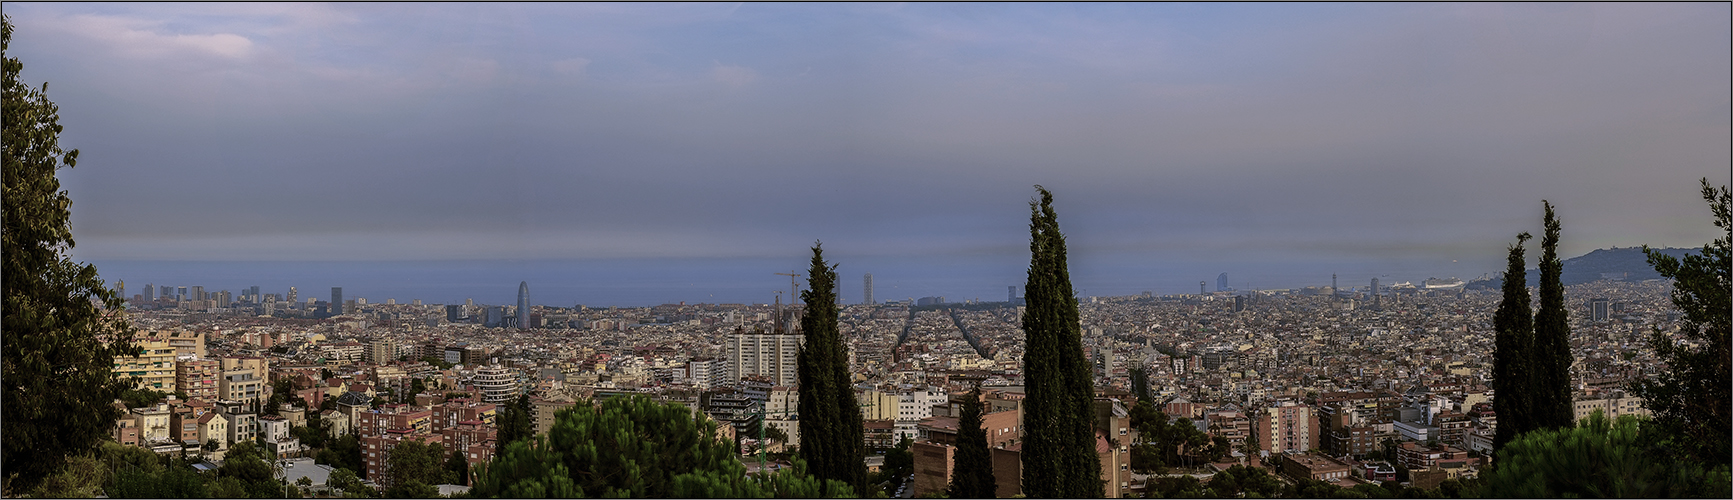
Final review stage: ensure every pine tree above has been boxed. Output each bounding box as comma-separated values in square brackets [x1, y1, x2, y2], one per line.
[948, 385, 996, 498]
[1630, 179, 1732, 467]
[1020, 186, 1103, 498]
[797, 242, 866, 494]
[1491, 232, 1533, 453]
[2, 16, 140, 494]
[1532, 201, 1575, 431]
[495, 393, 534, 456]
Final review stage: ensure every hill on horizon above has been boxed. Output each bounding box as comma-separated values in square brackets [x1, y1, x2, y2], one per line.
[1467, 246, 1698, 290]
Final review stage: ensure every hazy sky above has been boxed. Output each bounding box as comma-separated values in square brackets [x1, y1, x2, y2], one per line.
[5, 2, 1729, 301]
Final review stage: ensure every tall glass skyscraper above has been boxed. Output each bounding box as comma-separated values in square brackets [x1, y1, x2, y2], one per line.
[863, 273, 874, 305]
[517, 281, 530, 330]
[331, 287, 343, 315]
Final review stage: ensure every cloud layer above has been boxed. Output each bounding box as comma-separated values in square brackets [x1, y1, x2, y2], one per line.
[4, 3, 1726, 285]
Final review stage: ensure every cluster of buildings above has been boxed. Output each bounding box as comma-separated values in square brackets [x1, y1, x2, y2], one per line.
[104, 277, 1680, 496]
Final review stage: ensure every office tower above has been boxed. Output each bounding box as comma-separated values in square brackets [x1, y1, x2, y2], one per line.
[1370, 278, 1380, 308]
[160, 286, 171, 301]
[217, 291, 231, 308]
[446, 305, 463, 322]
[1590, 298, 1609, 322]
[517, 281, 531, 330]
[331, 287, 343, 315]
[1200, 281, 1207, 295]
[287, 287, 297, 304]
[143, 284, 154, 302]
[1234, 295, 1246, 313]
[725, 328, 803, 386]
[116, 280, 124, 299]
[1332, 274, 1338, 298]
[177, 286, 188, 301]
[864, 273, 875, 305]
[485, 306, 504, 328]
[1218, 273, 1229, 292]
[249, 286, 260, 302]
[189, 286, 204, 302]
[1008, 285, 1017, 303]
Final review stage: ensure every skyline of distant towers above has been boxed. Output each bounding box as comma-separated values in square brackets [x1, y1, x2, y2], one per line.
[1217, 273, 1228, 292]
[331, 287, 343, 315]
[517, 281, 531, 330]
[864, 273, 874, 305]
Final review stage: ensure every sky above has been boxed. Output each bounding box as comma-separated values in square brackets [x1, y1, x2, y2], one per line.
[5, 3, 1729, 306]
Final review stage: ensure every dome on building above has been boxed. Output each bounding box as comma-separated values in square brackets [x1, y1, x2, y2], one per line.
[335, 390, 371, 407]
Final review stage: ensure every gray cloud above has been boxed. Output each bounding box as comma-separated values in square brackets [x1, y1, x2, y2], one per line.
[3, 2, 1722, 277]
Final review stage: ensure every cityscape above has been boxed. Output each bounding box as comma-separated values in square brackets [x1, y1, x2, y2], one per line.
[90, 256, 1702, 496]
[4, 2, 1729, 499]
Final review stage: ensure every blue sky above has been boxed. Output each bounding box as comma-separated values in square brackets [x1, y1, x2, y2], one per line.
[4, 3, 1728, 303]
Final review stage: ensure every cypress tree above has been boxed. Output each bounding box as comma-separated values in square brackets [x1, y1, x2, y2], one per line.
[1491, 232, 1533, 453]
[1532, 202, 1575, 430]
[1021, 186, 1103, 498]
[796, 242, 866, 494]
[948, 385, 997, 498]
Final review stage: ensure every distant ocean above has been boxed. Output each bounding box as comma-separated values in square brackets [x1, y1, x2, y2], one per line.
[90, 254, 1490, 308]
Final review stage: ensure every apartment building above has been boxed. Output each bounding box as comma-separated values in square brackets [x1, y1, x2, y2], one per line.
[176, 358, 220, 401]
[724, 329, 802, 387]
[115, 336, 180, 392]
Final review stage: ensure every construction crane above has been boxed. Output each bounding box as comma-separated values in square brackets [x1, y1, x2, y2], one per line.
[774, 272, 802, 304]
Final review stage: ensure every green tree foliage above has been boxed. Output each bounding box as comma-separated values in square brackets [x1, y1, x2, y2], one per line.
[1019, 186, 1102, 498]
[1531, 201, 1575, 431]
[119, 388, 170, 409]
[1491, 232, 1534, 452]
[23, 454, 105, 498]
[327, 468, 375, 498]
[1205, 465, 1285, 498]
[385, 440, 453, 498]
[947, 386, 995, 498]
[797, 242, 869, 494]
[447, 447, 471, 487]
[1129, 365, 1151, 403]
[109, 461, 209, 499]
[1, 16, 140, 494]
[1128, 400, 1168, 473]
[472, 394, 855, 498]
[1483, 411, 1731, 498]
[872, 435, 914, 495]
[317, 433, 364, 479]
[1630, 179, 1732, 468]
[496, 393, 534, 455]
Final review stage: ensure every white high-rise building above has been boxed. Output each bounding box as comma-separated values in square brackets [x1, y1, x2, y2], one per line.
[473, 365, 519, 403]
[724, 329, 802, 387]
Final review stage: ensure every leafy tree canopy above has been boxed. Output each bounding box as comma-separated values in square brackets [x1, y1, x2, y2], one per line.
[2, 14, 139, 494]
[472, 394, 855, 498]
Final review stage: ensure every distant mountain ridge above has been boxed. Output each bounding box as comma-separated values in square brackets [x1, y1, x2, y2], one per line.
[1467, 246, 1697, 289]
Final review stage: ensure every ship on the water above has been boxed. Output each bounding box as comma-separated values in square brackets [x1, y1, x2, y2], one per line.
[1424, 277, 1466, 289]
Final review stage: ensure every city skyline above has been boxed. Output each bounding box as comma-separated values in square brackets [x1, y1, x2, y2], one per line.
[3, 3, 1726, 306]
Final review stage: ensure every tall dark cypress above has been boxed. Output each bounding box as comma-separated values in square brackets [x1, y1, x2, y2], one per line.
[1532, 202, 1575, 430]
[796, 242, 866, 494]
[1021, 186, 1103, 498]
[948, 385, 997, 498]
[1491, 232, 1533, 453]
